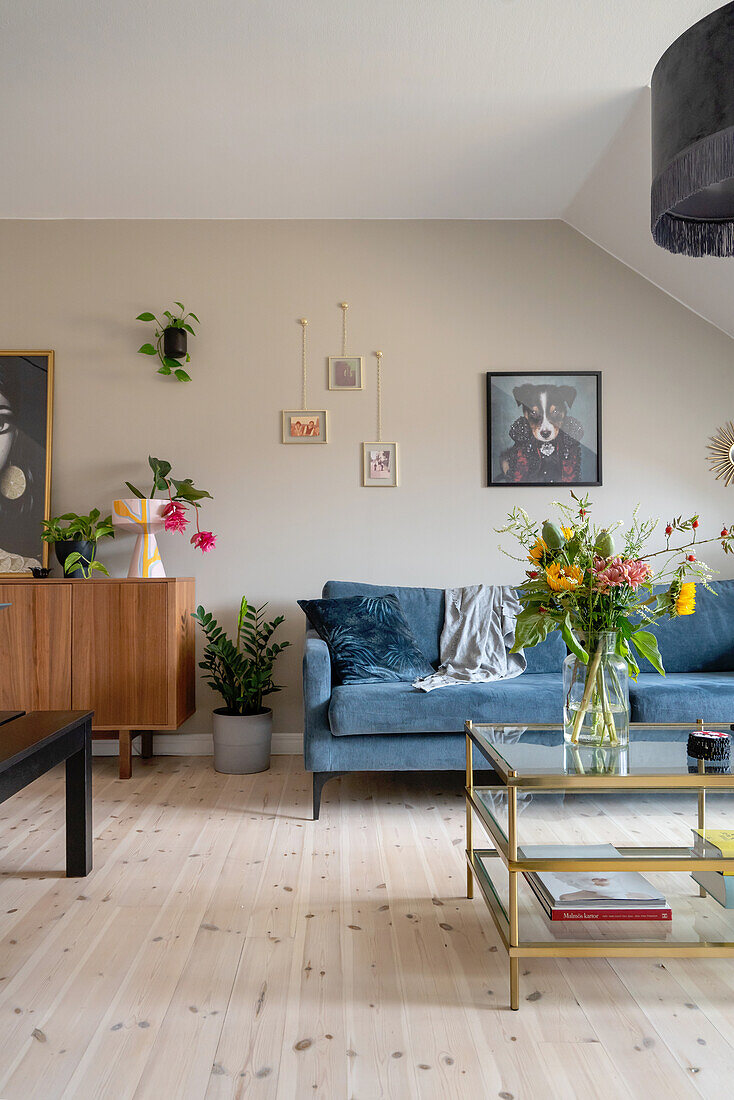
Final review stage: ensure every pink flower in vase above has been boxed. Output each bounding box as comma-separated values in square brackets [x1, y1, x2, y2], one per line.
[162, 500, 189, 534]
[191, 530, 216, 553]
[593, 556, 651, 591]
[625, 558, 652, 586]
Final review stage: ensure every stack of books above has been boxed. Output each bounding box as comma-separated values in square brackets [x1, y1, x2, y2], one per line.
[692, 829, 734, 907]
[524, 844, 671, 921]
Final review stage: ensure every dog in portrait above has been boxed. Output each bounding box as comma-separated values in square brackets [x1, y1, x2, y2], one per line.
[499, 382, 586, 484]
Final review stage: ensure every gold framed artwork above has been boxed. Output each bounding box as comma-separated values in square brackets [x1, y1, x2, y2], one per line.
[0, 351, 54, 572]
[282, 410, 329, 443]
[362, 442, 398, 487]
[328, 356, 364, 390]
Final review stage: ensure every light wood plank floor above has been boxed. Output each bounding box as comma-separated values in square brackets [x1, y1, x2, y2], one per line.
[0, 756, 733, 1099]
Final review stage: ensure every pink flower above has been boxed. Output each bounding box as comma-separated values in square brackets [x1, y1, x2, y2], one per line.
[191, 530, 216, 553]
[593, 556, 651, 592]
[625, 558, 651, 586]
[161, 500, 189, 534]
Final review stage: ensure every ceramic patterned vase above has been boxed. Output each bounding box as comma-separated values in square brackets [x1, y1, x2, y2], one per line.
[112, 498, 167, 578]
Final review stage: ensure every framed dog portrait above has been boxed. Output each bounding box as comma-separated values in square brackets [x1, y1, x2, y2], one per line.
[281, 409, 328, 443]
[486, 371, 601, 487]
[0, 351, 54, 572]
[328, 356, 364, 390]
[362, 442, 398, 487]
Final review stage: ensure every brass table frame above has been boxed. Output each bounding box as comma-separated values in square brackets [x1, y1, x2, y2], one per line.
[465, 719, 734, 1010]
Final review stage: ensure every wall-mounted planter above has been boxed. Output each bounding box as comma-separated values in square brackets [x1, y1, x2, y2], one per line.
[163, 326, 187, 360]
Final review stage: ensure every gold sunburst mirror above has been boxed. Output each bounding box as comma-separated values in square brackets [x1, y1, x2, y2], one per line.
[708, 422, 734, 486]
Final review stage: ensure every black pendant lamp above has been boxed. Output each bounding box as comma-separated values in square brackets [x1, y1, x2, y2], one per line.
[652, 3, 734, 256]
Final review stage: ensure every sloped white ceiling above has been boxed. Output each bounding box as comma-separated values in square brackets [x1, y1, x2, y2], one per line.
[0, 1, 721, 218]
[3, 0, 732, 339]
[564, 88, 734, 341]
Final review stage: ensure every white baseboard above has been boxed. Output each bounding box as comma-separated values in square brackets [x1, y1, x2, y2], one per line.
[92, 731, 303, 757]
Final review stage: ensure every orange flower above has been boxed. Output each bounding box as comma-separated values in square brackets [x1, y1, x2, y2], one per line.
[675, 582, 696, 616]
[528, 538, 547, 564]
[546, 562, 583, 592]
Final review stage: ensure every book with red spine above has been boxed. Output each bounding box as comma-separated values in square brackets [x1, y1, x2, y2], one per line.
[522, 844, 671, 922]
[525, 870, 671, 920]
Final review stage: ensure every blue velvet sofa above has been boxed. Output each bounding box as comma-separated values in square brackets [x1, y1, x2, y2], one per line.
[303, 579, 734, 816]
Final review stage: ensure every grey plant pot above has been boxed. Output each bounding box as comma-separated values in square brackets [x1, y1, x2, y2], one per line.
[212, 707, 272, 774]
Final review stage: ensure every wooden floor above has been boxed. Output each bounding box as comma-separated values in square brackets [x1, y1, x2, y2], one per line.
[0, 756, 733, 1099]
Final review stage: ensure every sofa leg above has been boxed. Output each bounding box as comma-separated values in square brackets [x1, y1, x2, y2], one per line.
[312, 771, 346, 820]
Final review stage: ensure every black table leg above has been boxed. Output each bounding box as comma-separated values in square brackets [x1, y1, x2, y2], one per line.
[65, 718, 92, 877]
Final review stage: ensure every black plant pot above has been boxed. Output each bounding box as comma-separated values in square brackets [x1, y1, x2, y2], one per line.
[163, 326, 187, 360]
[55, 539, 95, 578]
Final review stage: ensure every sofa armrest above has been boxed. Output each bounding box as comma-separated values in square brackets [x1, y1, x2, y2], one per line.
[302, 629, 333, 771]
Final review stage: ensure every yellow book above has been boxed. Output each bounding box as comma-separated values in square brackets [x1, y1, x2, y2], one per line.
[694, 829, 734, 854]
[694, 830, 734, 874]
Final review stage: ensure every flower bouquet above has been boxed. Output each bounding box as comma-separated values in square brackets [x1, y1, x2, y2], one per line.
[498, 492, 734, 745]
[124, 456, 216, 553]
[113, 456, 216, 578]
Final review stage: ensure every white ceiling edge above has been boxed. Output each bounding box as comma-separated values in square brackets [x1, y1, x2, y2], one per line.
[563, 86, 734, 343]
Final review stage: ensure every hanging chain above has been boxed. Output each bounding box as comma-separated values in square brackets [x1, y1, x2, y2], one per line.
[375, 351, 383, 442]
[340, 302, 348, 356]
[300, 318, 308, 410]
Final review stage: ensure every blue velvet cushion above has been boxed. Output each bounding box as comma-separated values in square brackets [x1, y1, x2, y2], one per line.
[298, 594, 434, 685]
[630, 672, 734, 723]
[322, 580, 566, 674]
[635, 580, 734, 674]
[329, 674, 563, 735]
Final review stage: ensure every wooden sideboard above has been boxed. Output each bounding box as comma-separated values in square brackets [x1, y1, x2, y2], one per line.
[0, 577, 195, 778]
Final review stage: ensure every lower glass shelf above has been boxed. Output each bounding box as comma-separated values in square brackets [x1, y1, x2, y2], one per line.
[471, 847, 734, 950]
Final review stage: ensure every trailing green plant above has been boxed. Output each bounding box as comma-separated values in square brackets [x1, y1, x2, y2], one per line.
[40, 510, 114, 578]
[192, 598, 291, 716]
[40, 509, 115, 544]
[136, 301, 198, 381]
[59, 552, 110, 579]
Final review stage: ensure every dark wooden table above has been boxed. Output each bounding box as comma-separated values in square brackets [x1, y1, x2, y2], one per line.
[0, 710, 93, 877]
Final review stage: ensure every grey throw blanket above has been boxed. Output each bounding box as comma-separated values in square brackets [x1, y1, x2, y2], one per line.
[412, 584, 526, 692]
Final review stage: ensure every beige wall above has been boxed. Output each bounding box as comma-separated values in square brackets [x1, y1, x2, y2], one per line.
[1, 219, 731, 741]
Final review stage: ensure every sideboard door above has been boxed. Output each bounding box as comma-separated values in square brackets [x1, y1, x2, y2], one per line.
[0, 583, 72, 710]
[71, 581, 169, 727]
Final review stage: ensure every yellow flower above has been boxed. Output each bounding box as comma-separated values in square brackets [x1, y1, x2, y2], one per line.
[675, 581, 696, 616]
[529, 538, 547, 564]
[562, 526, 574, 540]
[546, 562, 583, 592]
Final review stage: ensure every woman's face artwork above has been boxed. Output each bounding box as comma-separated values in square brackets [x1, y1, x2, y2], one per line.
[0, 385, 14, 474]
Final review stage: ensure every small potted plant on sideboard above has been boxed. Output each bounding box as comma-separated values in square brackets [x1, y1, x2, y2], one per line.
[192, 597, 291, 774]
[40, 509, 115, 578]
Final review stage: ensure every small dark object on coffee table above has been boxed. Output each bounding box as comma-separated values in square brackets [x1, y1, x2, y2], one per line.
[687, 729, 731, 763]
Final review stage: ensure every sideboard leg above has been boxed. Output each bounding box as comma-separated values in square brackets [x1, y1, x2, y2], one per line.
[140, 731, 154, 759]
[119, 731, 132, 780]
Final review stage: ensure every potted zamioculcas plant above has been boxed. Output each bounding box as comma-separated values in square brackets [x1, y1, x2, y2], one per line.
[40, 509, 115, 578]
[192, 597, 291, 774]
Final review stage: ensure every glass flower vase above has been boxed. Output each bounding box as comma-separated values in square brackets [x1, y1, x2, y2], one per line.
[563, 631, 629, 746]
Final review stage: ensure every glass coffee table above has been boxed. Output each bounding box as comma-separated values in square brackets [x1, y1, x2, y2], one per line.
[465, 720, 734, 1010]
